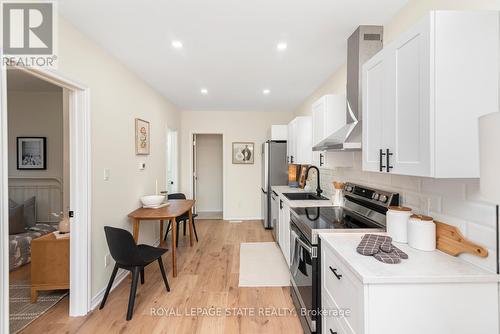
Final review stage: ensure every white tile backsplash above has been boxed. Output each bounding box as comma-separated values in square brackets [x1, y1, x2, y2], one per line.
[306, 152, 498, 273]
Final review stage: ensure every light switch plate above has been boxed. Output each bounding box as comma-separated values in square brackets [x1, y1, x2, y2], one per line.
[139, 162, 146, 170]
[104, 168, 110, 181]
[104, 253, 111, 267]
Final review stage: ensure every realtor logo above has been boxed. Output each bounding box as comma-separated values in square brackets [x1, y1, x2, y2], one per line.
[1, 1, 57, 67]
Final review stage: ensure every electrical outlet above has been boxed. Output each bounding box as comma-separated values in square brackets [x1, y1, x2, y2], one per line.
[104, 253, 112, 267]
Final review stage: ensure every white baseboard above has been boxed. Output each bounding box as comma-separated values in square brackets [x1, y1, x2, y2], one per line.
[223, 217, 263, 221]
[90, 268, 128, 311]
[90, 238, 161, 311]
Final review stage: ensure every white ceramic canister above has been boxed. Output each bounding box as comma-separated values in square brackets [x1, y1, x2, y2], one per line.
[386, 206, 412, 243]
[407, 214, 436, 251]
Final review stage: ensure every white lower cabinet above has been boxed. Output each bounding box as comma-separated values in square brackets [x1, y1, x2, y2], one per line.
[278, 196, 291, 266]
[321, 237, 499, 334]
[322, 245, 364, 334]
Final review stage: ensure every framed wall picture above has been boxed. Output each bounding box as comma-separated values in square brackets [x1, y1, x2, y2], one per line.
[135, 118, 150, 155]
[232, 142, 254, 164]
[17, 137, 47, 170]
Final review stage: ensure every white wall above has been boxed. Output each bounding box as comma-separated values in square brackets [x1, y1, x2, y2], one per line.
[56, 18, 180, 296]
[195, 134, 223, 212]
[180, 111, 293, 220]
[7, 91, 63, 179]
[295, 0, 500, 273]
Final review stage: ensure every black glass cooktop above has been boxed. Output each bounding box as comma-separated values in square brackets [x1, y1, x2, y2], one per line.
[290, 206, 384, 244]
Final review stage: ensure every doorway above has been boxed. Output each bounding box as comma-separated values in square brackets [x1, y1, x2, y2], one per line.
[6, 69, 69, 332]
[193, 134, 223, 219]
[166, 129, 178, 194]
[0, 66, 91, 333]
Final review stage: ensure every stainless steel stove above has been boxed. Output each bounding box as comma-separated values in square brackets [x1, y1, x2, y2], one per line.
[289, 183, 399, 334]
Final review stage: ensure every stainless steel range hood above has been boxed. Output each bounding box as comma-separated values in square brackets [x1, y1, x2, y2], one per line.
[313, 25, 383, 151]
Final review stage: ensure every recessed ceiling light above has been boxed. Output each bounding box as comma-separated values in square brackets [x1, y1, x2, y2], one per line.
[171, 40, 183, 49]
[201, 88, 208, 95]
[276, 42, 287, 51]
[263, 89, 271, 95]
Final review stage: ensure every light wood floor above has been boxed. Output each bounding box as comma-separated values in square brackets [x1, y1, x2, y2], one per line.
[20, 220, 303, 334]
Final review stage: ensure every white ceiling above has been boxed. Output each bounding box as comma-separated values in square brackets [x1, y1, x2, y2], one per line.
[59, 0, 408, 112]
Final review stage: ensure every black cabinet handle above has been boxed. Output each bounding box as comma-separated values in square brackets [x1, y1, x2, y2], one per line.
[329, 329, 337, 334]
[379, 149, 386, 172]
[280, 199, 283, 210]
[319, 153, 324, 167]
[290, 155, 294, 164]
[386, 149, 393, 173]
[329, 266, 342, 280]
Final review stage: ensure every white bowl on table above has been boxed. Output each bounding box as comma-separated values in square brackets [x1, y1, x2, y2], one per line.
[140, 195, 165, 207]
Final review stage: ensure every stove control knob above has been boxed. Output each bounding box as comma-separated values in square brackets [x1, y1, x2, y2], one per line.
[345, 186, 353, 192]
[372, 193, 380, 200]
[379, 195, 388, 203]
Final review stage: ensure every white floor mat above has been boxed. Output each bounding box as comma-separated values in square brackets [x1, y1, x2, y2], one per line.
[239, 242, 291, 287]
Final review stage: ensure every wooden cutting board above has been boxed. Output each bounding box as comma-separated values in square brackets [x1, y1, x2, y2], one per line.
[435, 221, 488, 257]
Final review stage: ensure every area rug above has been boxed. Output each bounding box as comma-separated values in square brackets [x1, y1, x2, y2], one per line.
[9, 280, 68, 333]
[239, 242, 291, 287]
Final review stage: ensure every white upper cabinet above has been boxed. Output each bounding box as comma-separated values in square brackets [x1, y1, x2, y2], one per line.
[362, 49, 388, 173]
[363, 11, 499, 178]
[312, 95, 353, 168]
[287, 116, 312, 165]
[269, 125, 288, 141]
[312, 95, 347, 147]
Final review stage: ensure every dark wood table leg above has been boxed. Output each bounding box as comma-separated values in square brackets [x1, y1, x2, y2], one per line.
[188, 208, 194, 247]
[172, 218, 177, 277]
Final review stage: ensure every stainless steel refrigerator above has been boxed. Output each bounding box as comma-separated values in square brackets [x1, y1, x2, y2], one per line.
[261, 140, 288, 229]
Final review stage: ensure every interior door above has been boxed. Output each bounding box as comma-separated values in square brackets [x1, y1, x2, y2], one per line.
[167, 129, 178, 193]
[192, 134, 197, 213]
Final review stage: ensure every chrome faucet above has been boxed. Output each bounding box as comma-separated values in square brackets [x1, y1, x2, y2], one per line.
[305, 165, 323, 197]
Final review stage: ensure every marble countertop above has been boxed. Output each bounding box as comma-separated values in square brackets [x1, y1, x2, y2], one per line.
[271, 185, 334, 208]
[319, 232, 500, 284]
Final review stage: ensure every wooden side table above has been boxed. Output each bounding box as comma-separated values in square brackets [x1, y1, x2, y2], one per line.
[31, 232, 70, 303]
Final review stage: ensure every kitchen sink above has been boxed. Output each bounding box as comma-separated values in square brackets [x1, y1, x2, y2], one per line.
[283, 193, 329, 201]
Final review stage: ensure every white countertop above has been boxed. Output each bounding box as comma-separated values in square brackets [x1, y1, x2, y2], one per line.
[271, 185, 334, 208]
[319, 232, 500, 284]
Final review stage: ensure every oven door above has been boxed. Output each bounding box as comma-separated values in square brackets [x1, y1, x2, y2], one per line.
[290, 221, 316, 333]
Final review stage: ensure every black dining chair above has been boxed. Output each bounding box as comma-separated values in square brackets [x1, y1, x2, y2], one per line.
[100, 226, 170, 320]
[163, 193, 199, 247]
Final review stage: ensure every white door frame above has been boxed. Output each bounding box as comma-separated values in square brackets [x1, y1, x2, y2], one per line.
[189, 132, 226, 219]
[0, 66, 92, 332]
[166, 128, 179, 193]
